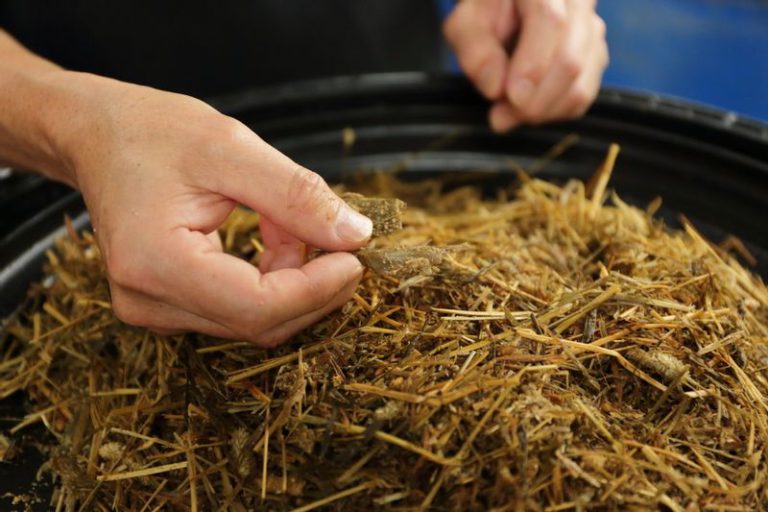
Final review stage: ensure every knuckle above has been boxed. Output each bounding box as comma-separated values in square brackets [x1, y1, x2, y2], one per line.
[557, 52, 582, 79]
[197, 115, 255, 159]
[517, 65, 545, 85]
[235, 294, 273, 336]
[105, 250, 146, 289]
[286, 167, 339, 218]
[601, 42, 611, 67]
[111, 293, 145, 327]
[570, 101, 590, 119]
[217, 115, 254, 144]
[536, 0, 567, 28]
[238, 308, 268, 337]
[441, 1, 472, 42]
[442, 11, 460, 41]
[594, 15, 607, 39]
[569, 84, 594, 112]
[253, 330, 289, 349]
[289, 168, 324, 203]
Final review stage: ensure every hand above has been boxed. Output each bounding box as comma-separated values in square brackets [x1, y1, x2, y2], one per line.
[55, 74, 372, 346]
[444, 0, 609, 132]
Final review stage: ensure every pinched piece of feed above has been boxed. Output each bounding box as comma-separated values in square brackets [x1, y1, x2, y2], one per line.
[341, 192, 406, 236]
[358, 245, 467, 279]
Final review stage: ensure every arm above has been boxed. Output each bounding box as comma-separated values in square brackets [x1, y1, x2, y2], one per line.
[0, 29, 372, 346]
[0, 30, 76, 184]
[444, 0, 608, 132]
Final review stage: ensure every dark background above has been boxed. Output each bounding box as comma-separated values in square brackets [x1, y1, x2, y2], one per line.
[0, 0, 444, 98]
[3, 1, 768, 117]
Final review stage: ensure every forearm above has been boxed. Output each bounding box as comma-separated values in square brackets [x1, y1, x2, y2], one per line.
[0, 29, 87, 187]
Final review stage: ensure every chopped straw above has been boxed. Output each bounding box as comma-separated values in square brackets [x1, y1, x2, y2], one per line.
[1, 144, 767, 510]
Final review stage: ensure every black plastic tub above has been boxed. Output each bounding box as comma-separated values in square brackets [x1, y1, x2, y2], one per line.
[0, 73, 767, 506]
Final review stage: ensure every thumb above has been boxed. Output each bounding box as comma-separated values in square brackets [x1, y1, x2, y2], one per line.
[218, 129, 372, 251]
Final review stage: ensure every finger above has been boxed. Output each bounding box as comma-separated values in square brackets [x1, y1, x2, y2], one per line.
[145, 228, 362, 337]
[109, 230, 362, 344]
[206, 230, 223, 251]
[109, 281, 239, 338]
[548, 16, 609, 119]
[259, 217, 306, 272]
[488, 101, 520, 133]
[259, 243, 307, 274]
[111, 274, 356, 348]
[211, 125, 372, 251]
[505, 0, 568, 109]
[520, 2, 595, 122]
[250, 277, 359, 348]
[444, 0, 516, 99]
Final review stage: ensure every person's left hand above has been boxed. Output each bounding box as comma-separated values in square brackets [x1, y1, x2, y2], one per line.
[444, 0, 609, 132]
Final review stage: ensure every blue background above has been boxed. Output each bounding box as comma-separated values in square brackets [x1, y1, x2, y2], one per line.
[438, 0, 768, 121]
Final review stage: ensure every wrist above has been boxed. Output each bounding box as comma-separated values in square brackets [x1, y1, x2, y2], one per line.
[0, 31, 121, 189]
[31, 70, 119, 188]
[0, 66, 68, 185]
[0, 67, 129, 189]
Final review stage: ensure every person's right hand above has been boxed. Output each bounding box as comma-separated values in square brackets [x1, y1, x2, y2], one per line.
[51, 73, 372, 346]
[444, 0, 608, 132]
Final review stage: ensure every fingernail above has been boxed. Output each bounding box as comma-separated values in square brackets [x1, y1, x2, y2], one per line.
[509, 78, 534, 108]
[336, 207, 373, 244]
[479, 62, 502, 98]
[350, 257, 364, 278]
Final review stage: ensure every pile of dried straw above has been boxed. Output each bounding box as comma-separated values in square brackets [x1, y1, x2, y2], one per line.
[2, 145, 767, 511]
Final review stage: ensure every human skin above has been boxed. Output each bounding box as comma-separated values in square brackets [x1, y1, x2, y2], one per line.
[444, 0, 609, 132]
[0, 1, 607, 345]
[0, 30, 372, 346]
